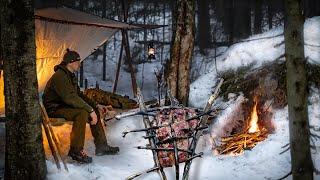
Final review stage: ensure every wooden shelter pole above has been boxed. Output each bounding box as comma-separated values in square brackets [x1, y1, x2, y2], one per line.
[113, 35, 124, 93]
[102, 0, 107, 81]
[121, 0, 137, 97]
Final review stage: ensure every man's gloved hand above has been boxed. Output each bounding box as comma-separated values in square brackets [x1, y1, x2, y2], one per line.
[90, 110, 98, 125]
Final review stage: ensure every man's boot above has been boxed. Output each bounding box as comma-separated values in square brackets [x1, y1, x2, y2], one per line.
[68, 149, 93, 163]
[95, 143, 120, 156]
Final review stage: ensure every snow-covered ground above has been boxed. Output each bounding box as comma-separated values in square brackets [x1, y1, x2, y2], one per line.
[0, 15, 318, 180]
[43, 16, 320, 180]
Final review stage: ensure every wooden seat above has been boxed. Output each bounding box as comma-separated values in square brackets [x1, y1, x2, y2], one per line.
[49, 117, 72, 126]
[38, 102, 70, 126]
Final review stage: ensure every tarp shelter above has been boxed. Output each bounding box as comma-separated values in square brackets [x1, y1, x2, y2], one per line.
[0, 7, 139, 113]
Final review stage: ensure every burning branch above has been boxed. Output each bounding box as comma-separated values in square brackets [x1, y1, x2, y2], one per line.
[216, 128, 268, 155]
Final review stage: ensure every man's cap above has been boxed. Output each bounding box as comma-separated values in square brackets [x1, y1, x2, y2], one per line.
[63, 48, 81, 64]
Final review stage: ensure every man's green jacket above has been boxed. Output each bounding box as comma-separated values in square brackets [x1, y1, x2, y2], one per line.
[43, 64, 96, 114]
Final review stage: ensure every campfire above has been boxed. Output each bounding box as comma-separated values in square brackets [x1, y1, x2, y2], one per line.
[215, 96, 274, 155]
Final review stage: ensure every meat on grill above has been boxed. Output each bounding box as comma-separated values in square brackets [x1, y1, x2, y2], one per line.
[154, 108, 201, 167]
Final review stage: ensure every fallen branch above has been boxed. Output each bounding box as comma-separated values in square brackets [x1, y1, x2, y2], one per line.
[310, 125, 320, 131]
[305, 43, 320, 47]
[274, 41, 284, 48]
[233, 33, 284, 45]
[277, 171, 292, 180]
[281, 143, 290, 149]
[310, 133, 320, 140]
[279, 146, 290, 155]
[126, 166, 160, 180]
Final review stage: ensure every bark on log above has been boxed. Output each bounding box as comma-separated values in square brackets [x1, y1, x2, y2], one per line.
[84, 88, 137, 109]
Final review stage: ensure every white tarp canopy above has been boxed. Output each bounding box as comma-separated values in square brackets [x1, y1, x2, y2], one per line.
[0, 7, 139, 112]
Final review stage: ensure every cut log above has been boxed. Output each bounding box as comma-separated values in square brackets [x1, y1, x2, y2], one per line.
[84, 88, 138, 109]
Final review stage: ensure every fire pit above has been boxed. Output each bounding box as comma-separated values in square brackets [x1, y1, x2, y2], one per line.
[213, 95, 275, 156]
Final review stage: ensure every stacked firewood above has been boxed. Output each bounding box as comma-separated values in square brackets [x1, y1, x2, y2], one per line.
[84, 88, 137, 109]
[216, 128, 268, 155]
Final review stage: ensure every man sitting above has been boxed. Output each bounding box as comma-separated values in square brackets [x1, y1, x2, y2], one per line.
[42, 49, 119, 163]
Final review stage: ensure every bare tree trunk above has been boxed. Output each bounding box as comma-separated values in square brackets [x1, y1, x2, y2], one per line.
[267, 0, 273, 29]
[197, 0, 212, 54]
[233, 0, 251, 41]
[224, 0, 234, 45]
[284, 0, 314, 179]
[254, 0, 263, 34]
[167, 0, 195, 106]
[1, 0, 47, 179]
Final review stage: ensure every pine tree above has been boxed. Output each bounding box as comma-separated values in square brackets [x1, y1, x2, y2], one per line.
[284, 0, 314, 179]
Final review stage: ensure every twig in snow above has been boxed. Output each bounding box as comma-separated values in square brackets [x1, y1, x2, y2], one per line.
[310, 125, 320, 131]
[305, 43, 320, 47]
[279, 146, 290, 155]
[281, 143, 290, 149]
[310, 145, 318, 150]
[310, 133, 320, 140]
[277, 171, 292, 180]
[274, 41, 284, 48]
[236, 33, 284, 44]
[275, 54, 285, 61]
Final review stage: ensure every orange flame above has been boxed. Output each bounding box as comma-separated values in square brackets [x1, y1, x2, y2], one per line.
[248, 99, 259, 133]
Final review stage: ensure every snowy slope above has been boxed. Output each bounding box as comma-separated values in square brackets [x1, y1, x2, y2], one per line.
[189, 16, 320, 108]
